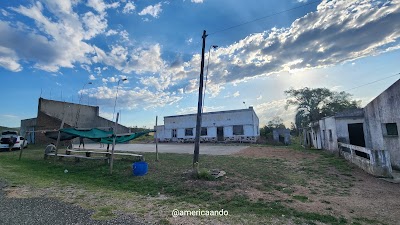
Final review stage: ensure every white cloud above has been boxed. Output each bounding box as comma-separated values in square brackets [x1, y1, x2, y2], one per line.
[87, 0, 119, 14]
[191, 0, 204, 3]
[189, 0, 400, 91]
[123, 2, 136, 14]
[95, 44, 165, 74]
[83, 86, 183, 110]
[1, 114, 19, 118]
[89, 74, 96, 80]
[176, 106, 224, 115]
[82, 11, 108, 39]
[254, 99, 296, 127]
[2, 1, 95, 72]
[0, 46, 22, 72]
[1, 9, 10, 17]
[233, 91, 240, 97]
[87, 0, 107, 13]
[138, 3, 162, 18]
[105, 29, 118, 36]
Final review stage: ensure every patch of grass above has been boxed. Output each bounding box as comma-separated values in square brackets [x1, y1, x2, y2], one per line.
[196, 168, 215, 181]
[158, 218, 171, 225]
[0, 145, 356, 224]
[352, 217, 386, 225]
[292, 195, 309, 202]
[92, 206, 116, 220]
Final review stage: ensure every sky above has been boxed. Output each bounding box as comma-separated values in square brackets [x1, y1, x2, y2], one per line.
[0, 0, 399, 128]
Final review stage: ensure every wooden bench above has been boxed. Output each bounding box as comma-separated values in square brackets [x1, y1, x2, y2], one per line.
[65, 149, 144, 161]
[45, 153, 109, 162]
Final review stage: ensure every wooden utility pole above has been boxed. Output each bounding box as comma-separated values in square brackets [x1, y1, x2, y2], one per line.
[193, 30, 207, 173]
[110, 112, 119, 174]
[54, 111, 67, 161]
[155, 116, 159, 162]
[18, 131, 28, 160]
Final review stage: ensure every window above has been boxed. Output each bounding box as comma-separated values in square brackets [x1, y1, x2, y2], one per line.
[172, 129, 177, 138]
[233, 125, 244, 135]
[201, 127, 207, 136]
[385, 123, 398, 136]
[185, 128, 193, 136]
[329, 130, 333, 141]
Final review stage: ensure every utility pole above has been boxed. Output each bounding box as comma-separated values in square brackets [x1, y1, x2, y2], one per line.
[155, 116, 159, 162]
[110, 112, 119, 174]
[193, 30, 207, 173]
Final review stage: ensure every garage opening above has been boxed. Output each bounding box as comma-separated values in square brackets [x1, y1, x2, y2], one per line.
[348, 123, 365, 147]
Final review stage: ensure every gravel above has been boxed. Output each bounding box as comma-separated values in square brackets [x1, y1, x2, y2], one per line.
[0, 181, 144, 225]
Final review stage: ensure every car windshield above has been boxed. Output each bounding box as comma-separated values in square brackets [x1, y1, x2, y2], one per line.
[1, 131, 18, 136]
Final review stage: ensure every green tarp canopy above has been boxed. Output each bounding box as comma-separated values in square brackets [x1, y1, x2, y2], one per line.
[45, 128, 153, 144]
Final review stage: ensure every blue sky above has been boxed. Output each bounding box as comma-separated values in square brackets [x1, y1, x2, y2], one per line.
[0, 0, 399, 128]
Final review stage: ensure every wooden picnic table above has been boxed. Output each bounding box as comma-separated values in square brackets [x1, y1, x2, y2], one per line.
[44, 148, 144, 162]
[65, 149, 144, 160]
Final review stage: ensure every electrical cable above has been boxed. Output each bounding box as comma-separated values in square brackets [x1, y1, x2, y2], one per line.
[208, 0, 320, 36]
[344, 72, 400, 92]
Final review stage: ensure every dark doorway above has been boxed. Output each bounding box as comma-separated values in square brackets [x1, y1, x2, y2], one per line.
[348, 123, 365, 147]
[217, 127, 224, 141]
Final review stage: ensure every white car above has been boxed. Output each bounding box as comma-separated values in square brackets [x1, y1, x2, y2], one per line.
[0, 133, 28, 150]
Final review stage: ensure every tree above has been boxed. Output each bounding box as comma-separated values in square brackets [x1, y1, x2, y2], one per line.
[285, 87, 360, 127]
[260, 116, 286, 137]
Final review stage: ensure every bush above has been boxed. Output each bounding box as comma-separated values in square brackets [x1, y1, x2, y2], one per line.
[195, 168, 215, 181]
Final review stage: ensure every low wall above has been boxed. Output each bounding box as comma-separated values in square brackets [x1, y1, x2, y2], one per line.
[338, 142, 392, 178]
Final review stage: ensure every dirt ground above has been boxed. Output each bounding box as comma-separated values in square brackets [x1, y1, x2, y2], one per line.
[235, 146, 400, 225]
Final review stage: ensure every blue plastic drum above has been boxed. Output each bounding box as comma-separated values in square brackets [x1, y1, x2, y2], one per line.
[132, 161, 148, 176]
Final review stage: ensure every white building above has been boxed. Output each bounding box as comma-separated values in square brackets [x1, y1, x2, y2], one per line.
[155, 107, 259, 143]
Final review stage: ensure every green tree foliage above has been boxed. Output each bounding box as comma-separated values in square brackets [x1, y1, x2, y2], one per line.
[285, 87, 360, 128]
[260, 116, 286, 137]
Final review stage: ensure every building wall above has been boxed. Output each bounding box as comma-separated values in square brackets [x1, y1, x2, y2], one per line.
[157, 108, 259, 142]
[94, 117, 130, 134]
[310, 121, 322, 149]
[335, 118, 365, 144]
[35, 111, 72, 146]
[20, 118, 37, 144]
[39, 98, 99, 128]
[364, 79, 400, 169]
[319, 117, 338, 152]
[21, 98, 131, 144]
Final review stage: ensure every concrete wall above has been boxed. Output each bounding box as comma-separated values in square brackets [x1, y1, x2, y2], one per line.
[39, 98, 99, 128]
[35, 111, 72, 146]
[339, 142, 392, 178]
[335, 118, 365, 144]
[20, 118, 37, 144]
[364, 79, 400, 169]
[94, 117, 130, 134]
[21, 98, 131, 144]
[317, 117, 366, 152]
[310, 122, 322, 149]
[272, 128, 291, 145]
[319, 117, 338, 152]
[157, 107, 259, 142]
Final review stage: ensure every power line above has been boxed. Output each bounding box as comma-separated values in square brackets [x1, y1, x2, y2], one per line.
[344, 72, 400, 92]
[208, 0, 321, 36]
